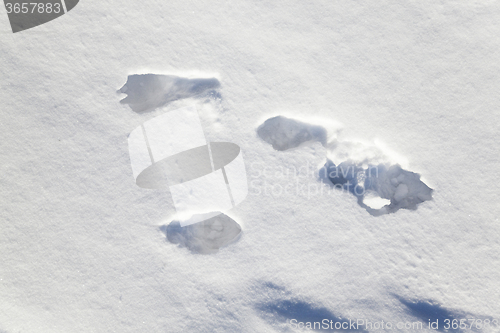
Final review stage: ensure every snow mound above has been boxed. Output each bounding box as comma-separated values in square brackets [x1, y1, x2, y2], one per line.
[257, 115, 329, 151]
[118, 74, 220, 112]
[323, 160, 433, 216]
[159, 213, 241, 254]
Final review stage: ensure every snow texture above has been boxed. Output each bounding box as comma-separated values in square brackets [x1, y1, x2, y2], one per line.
[1, 1, 500, 332]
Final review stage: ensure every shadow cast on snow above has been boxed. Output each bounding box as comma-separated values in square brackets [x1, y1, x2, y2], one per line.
[255, 282, 367, 332]
[396, 295, 492, 332]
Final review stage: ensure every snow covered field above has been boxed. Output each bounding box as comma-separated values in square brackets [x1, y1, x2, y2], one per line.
[1, 1, 499, 332]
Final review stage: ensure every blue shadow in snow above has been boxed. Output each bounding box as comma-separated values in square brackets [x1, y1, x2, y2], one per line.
[398, 297, 467, 332]
[257, 298, 366, 332]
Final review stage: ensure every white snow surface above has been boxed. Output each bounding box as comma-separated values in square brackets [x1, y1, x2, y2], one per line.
[1, 1, 500, 332]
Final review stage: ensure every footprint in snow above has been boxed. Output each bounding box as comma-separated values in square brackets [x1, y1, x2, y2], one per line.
[256, 115, 328, 151]
[257, 115, 433, 216]
[118, 74, 220, 112]
[323, 160, 433, 216]
[159, 213, 242, 255]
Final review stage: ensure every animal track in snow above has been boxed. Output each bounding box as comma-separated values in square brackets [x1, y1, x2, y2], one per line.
[257, 115, 433, 216]
[118, 74, 220, 112]
[159, 213, 241, 254]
